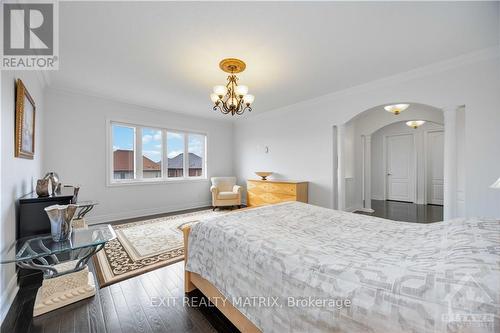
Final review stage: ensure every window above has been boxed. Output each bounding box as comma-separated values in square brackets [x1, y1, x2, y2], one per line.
[109, 121, 206, 184]
[188, 133, 205, 177]
[112, 124, 136, 180]
[142, 128, 162, 179]
[167, 132, 184, 178]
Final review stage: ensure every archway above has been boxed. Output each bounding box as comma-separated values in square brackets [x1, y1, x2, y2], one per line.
[336, 103, 465, 220]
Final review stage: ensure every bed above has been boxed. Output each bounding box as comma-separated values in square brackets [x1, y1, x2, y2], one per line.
[183, 201, 500, 333]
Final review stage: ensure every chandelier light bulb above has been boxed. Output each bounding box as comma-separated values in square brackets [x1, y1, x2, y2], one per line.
[210, 93, 220, 103]
[235, 85, 248, 97]
[213, 85, 227, 97]
[243, 94, 255, 105]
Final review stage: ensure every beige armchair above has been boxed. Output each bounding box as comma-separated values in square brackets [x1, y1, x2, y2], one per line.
[210, 177, 242, 210]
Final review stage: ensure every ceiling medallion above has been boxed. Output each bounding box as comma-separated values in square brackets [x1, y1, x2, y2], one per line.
[406, 120, 426, 129]
[210, 58, 254, 116]
[384, 103, 409, 115]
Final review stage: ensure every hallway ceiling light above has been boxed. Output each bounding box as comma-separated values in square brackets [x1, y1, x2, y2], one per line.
[406, 120, 426, 129]
[210, 58, 254, 116]
[384, 103, 409, 115]
[490, 177, 500, 189]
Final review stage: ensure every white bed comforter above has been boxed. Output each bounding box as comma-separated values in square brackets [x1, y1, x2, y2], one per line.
[186, 202, 500, 333]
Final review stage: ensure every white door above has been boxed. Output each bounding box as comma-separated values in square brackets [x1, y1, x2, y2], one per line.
[427, 131, 444, 205]
[386, 134, 415, 202]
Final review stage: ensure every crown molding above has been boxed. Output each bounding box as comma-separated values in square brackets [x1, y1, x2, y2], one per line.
[244, 46, 500, 120]
[46, 85, 233, 123]
[35, 70, 51, 88]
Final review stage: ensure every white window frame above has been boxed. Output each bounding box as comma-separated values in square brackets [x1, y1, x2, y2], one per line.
[106, 119, 208, 187]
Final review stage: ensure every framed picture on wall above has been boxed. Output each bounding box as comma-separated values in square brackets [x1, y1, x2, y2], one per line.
[15, 79, 36, 159]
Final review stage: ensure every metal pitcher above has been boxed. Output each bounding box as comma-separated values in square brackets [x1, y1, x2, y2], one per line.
[44, 204, 78, 242]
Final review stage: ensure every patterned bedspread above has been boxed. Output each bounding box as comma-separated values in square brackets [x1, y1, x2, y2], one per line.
[186, 202, 500, 333]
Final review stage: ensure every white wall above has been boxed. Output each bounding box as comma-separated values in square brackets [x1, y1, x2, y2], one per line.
[456, 106, 466, 216]
[43, 89, 234, 223]
[347, 104, 444, 210]
[234, 51, 500, 218]
[0, 71, 46, 323]
[370, 121, 444, 203]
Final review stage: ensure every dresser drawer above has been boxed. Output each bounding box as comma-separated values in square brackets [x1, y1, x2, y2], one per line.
[265, 183, 297, 195]
[248, 181, 297, 196]
[248, 191, 296, 206]
[246, 180, 308, 207]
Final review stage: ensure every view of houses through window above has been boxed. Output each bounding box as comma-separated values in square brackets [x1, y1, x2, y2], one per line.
[111, 123, 205, 182]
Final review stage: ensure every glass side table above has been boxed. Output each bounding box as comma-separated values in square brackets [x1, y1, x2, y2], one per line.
[0, 224, 116, 316]
[72, 200, 99, 228]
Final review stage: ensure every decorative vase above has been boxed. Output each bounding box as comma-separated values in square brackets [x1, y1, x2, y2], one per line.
[44, 172, 60, 194]
[255, 171, 273, 181]
[36, 179, 52, 197]
[44, 204, 78, 242]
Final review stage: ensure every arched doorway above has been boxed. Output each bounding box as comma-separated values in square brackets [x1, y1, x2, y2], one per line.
[335, 103, 465, 221]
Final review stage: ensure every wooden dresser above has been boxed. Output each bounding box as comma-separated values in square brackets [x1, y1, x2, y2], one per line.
[246, 179, 308, 207]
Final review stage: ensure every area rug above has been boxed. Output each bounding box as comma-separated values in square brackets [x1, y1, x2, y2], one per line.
[93, 209, 229, 287]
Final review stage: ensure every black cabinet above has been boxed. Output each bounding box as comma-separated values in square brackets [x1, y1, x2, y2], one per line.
[17, 187, 76, 286]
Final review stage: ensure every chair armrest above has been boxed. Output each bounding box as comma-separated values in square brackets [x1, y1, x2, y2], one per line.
[233, 185, 242, 194]
[210, 185, 218, 194]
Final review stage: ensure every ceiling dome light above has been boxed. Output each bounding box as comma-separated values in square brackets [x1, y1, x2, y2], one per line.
[406, 120, 426, 129]
[210, 58, 253, 116]
[384, 103, 410, 115]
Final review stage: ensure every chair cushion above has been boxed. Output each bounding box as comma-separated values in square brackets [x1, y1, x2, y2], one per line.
[217, 191, 239, 200]
[211, 177, 236, 192]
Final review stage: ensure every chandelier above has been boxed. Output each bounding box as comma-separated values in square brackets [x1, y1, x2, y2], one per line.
[210, 58, 255, 116]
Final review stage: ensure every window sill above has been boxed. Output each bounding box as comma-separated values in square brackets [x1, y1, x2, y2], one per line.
[106, 178, 209, 187]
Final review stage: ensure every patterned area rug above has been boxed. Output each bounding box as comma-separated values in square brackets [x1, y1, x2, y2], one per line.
[93, 209, 228, 287]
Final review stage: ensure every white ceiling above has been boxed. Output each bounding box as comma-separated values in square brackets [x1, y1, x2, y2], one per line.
[51, 1, 499, 119]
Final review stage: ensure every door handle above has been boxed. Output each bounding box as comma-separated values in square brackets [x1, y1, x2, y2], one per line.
[387, 173, 392, 176]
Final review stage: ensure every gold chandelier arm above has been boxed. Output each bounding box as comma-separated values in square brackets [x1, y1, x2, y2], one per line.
[213, 104, 230, 115]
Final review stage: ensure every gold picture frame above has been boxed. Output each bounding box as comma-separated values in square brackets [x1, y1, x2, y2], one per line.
[15, 79, 36, 159]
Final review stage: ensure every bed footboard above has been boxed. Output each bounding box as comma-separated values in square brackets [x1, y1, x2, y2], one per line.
[181, 222, 261, 333]
[182, 225, 196, 293]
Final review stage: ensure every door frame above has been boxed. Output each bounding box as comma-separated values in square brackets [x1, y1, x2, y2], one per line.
[424, 129, 445, 205]
[383, 133, 417, 203]
[332, 125, 338, 209]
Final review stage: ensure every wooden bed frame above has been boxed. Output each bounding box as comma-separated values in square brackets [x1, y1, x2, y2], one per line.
[182, 225, 262, 333]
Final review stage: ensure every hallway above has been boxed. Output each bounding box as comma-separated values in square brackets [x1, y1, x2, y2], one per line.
[355, 200, 443, 223]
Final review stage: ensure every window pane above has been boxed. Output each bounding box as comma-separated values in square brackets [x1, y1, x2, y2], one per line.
[188, 134, 205, 177]
[112, 124, 135, 180]
[167, 132, 184, 178]
[142, 128, 162, 179]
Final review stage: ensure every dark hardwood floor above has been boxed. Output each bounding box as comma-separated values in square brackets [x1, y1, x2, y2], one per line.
[2, 201, 443, 333]
[355, 200, 443, 223]
[2, 206, 243, 333]
[1, 261, 239, 333]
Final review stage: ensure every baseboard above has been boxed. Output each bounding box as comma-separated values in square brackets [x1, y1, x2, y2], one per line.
[85, 200, 212, 225]
[1, 273, 19, 326]
[345, 206, 360, 213]
[356, 208, 375, 213]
